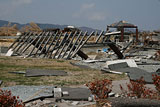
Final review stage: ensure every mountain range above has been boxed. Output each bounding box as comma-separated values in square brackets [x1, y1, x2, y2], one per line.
[0, 20, 101, 33]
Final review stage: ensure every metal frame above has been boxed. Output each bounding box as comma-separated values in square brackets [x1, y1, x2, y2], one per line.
[7, 30, 119, 59]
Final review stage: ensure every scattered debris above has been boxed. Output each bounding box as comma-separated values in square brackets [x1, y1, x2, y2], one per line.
[72, 58, 160, 83]
[71, 101, 79, 106]
[2, 86, 92, 103]
[115, 94, 120, 98]
[108, 92, 115, 97]
[62, 91, 69, 96]
[54, 88, 62, 98]
[103, 61, 160, 83]
[5, 48, 13, 56]
[105, 59, 138, 68]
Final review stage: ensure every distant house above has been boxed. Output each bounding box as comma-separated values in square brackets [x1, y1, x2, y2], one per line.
[107, 20, 138, 42]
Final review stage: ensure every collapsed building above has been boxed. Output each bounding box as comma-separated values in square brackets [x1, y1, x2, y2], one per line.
[5, 20, 160, 62]
[6, 29, 124, 60]
[2, 21, 160, 78]
[4, 20, 160, 61]
[107, 20, 139, 43]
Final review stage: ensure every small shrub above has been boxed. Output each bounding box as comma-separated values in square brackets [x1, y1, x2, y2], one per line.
[86, 79, 112, 107]
[86, 79, 112, 100]
[120, 77, 157, 99]
[0, 89, 24, 107]
[152, 74, 160, 94]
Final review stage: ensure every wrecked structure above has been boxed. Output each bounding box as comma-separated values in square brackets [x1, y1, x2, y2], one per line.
[6, 30, 124, 59]
[107, 20, 138, 43]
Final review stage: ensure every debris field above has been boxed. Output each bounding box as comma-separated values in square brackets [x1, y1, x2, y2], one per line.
[1, 21, 160, 106]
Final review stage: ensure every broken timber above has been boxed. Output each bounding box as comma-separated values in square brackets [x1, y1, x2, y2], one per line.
[8, 30, 123, 60]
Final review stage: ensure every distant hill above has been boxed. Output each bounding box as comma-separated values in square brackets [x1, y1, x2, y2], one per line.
[0, 20, 23, 28]
[78, 26, 102, 33]
[0, 20, 101, 33]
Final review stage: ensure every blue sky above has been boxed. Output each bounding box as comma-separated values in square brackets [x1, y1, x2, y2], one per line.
[0, 0, 160, 30]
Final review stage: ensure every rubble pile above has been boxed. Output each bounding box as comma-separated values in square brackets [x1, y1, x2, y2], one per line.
[1, 24, 160, 106]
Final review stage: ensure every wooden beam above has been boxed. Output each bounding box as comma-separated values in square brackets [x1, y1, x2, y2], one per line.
[121, 28, 124, 42]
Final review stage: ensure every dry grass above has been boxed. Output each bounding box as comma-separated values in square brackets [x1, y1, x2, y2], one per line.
[0, 23, 19, 36]
[0, 39, 15, 43]
[0, 56, 127, 87]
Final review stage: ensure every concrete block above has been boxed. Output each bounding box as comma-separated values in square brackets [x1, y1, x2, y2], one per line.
[134, 58, 141, 62]
[105, 59, 137, 68]
[43, 100, 51, 104]
[88, 95, 95, 102]
[84, 60, 99, 63]
[5, 49, 13, 56]
[115, 93, 120, 97]
[71, 101, 79, 105]
[62, 91, 69, 96]
[88, 96, 93, 102]
[108, 92, 115, 97]
[54, 88, 62, 98]
[101, 68, 125, 74]
[147, 55, 152, 59]
[108, 62, 128, 70]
